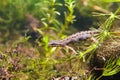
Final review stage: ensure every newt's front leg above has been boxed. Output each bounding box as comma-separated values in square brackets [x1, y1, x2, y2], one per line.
[90, 37, 98, 43]
[65, 45, 78, 55]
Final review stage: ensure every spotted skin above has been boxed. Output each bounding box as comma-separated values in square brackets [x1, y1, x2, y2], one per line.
[49, 30, 99, 46]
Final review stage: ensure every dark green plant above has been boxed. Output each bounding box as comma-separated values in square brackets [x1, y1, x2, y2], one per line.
[58, 0, 76, 37]
[0, 0, 43, 43]
[96, 56, 120, 80]
[76, 8, 120, 61]
[102, 0, 120, 2]
[0, 0, 120, 80]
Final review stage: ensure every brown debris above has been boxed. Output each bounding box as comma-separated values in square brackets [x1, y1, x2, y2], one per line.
[25, 14, 41, 32]
[25, 14, 43, 45]
[90, 37, 120, 68]
[0, 66, 12, 80]
[96, 38, 120, 61]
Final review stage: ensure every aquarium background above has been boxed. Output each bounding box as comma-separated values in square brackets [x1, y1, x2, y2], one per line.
[0, 0, 120, 80]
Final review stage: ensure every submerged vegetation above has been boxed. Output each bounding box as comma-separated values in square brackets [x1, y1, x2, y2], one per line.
[0, 0, 120, 80]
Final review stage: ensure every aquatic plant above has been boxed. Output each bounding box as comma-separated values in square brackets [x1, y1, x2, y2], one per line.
[96, 56, 120, 80]
[0, 0, 120, 80]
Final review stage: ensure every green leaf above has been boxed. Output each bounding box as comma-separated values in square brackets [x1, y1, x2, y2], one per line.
[102, 0, 120, 2]
[102, 57, 120, 76]
[117, 57, 120, 66]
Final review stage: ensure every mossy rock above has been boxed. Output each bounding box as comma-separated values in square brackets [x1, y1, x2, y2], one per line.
[91, 37, 120, 68]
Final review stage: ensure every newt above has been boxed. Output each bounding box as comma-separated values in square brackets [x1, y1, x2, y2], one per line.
[48, 30, 100, 47]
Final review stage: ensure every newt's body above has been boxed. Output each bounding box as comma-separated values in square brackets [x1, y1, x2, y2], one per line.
[49, 30, 99, 46]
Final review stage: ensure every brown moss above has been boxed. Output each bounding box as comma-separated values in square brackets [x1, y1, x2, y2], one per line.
[96, 37, 120, 62]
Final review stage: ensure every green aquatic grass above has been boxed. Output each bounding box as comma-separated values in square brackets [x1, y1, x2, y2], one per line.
[102, 0, 120, 2]
[58, 0, 76, 37]
[0, 0, 120, 80]
[74, 8, 120, 62]
[96, 56, 120, 80]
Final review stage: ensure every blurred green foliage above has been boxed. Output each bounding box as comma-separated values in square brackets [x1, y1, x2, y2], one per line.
[0, 0, 120, 80]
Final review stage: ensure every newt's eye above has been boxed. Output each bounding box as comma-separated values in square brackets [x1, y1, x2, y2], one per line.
[48, 41, 58, 46]
[49, 43, 59, 47]
[48, 43, 55, 46]
[48, 40, 59, 46]
[50, 43, 56, 46]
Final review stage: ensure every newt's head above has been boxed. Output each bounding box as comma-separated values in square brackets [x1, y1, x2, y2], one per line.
[48, 40, 64, 47]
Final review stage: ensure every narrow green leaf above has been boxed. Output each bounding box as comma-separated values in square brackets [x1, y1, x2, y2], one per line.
[102, 0, 120, 2]
[117, 57, 120, 66]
